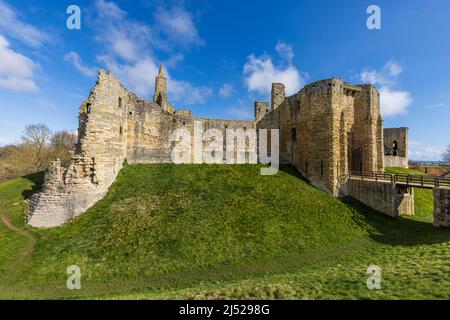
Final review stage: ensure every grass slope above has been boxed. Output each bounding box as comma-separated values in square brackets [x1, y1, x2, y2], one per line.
[0, 164, 449, 299]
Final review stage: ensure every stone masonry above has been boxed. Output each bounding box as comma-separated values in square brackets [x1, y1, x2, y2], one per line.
[29, 66, 414, 228]
[384, 127, 409, 168]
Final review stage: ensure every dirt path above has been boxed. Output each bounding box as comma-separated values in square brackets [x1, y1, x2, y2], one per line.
[1, 212, 36, 264]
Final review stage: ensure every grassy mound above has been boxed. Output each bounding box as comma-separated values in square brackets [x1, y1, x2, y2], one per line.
[0, 164, 449, 299]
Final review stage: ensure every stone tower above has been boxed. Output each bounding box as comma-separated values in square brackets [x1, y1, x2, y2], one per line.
[153, 65, 170, 111]
[254, 101, 269, 122]
[271, 83, 285, 110]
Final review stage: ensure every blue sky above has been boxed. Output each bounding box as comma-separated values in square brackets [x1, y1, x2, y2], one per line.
[0, 0, 449, 160]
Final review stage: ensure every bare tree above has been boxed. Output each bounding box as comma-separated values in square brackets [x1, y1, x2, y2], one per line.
[21, 124, 52, 170]
[443, 145, 450, 164]
[50, 130, 77, 166]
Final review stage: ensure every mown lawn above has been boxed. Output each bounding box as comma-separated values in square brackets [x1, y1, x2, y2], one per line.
[0, 164, 449, 299]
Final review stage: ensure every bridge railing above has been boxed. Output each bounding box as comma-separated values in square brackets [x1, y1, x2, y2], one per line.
[350, 171, 450, 188]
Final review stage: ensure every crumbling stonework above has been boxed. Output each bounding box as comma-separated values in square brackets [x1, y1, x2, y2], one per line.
[384, 127, 409, 168]
[29, 65, 412, 228]
[257, 79, 385, 195]
[28, 68, 254, 227]
[434, 189, 450, 227]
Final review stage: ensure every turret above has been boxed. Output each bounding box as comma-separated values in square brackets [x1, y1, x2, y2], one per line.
[153, 65, 169, 108]
[271, 83, 285, 110]
[254, 101, 269, 122]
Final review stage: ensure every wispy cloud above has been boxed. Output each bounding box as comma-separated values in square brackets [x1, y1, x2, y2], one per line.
[409, 140, 446, 161]
[64, 52, 97, 78]
[87, 0, 211, 104]
[224, 98, 253, 120]
[219, 83, 234, 98]
[0, 35, 39, 92]
[0, 0, 51, 48]
[360, 59, 412, 117]
[243, 42, 305, 96]
[154, 6, 204, 48]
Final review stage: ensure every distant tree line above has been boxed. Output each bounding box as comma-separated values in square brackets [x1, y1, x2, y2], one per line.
[0, 124, 76, 183]
[443, 145, 450, 164]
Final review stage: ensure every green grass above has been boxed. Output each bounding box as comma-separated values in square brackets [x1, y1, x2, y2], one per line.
[0, 164, 449, 299]
[385, 167, 434, 223]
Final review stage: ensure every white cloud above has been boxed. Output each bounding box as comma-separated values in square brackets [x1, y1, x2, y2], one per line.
[0, 35, 38, 92]
[360, 59, 412, 117]
[275, 42, 294, 63]
[424, 102, 448, 109]
[97, 54, 158, 97]
[64, 52, 97, 77]
[155, 6, 204, 47]
[92, 0, 211, 104]
[94, 0, 153, 62]
[0, 0, 51, 48]
[95, 0, 126, 20]
[168, 79, 213, 105]
[97, 54, 212, 105]
[408, 140, 446, 161]
[243, 46, 305, 96]
[379, 87, 413, 117]
[219, 83, 234, 98]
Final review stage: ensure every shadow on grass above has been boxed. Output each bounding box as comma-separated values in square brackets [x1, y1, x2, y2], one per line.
[279, 164, 450, 246]
[341, 196, 450, 246]
[279, 164, 312, 185]
[21, 172, 44, 200]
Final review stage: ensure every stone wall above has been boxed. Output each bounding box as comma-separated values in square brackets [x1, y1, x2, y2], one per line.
[28, 66, 416, 228]
[29, 70, 130, 227]
[343, 178, 414, 217]
[433, 189, 450, 227]
[384, 155, 408, 168]
[383, 127, 408, 168]
[29, 70, 254, 227]
[257, 78, 384, 195]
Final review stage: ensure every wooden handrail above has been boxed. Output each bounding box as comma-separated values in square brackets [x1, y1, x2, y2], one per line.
[349, 171, 450, 188]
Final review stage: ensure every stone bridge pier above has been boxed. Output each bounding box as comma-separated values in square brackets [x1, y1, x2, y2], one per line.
[434, 189, 450, 227]
[344, 177, 450, 227]
[342, 178, 414, 218]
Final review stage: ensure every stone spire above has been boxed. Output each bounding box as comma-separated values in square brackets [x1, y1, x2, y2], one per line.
[158, 64, 165, 77]
[153, 64, 168, 108]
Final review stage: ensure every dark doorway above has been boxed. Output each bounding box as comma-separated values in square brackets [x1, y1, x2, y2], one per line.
[352, 147, 363, 173]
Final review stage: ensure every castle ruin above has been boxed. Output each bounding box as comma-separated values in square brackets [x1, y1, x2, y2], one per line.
[29, 66, 449, 228]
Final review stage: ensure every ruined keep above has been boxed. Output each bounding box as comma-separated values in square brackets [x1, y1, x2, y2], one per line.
[257, 79, 385, 196]
[383, 127, 409, 168]
[30, 66, 444, 229]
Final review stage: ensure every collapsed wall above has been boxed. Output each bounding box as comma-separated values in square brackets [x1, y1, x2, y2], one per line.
[29, 70, 254, 228]
[29, 70, 130, 227]
[384, 128, 409, 168]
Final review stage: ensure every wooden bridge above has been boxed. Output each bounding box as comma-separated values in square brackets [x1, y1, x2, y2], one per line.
[349, 171, 450, 190]
[344, 171, 450, 227]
